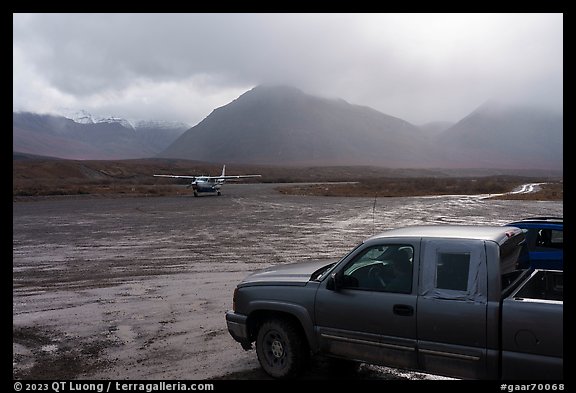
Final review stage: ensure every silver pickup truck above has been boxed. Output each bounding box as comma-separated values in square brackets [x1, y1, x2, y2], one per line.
[225, 225, 563, 380]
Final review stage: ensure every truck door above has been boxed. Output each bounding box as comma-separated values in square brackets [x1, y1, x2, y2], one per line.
[416, 239, 489, 379]
[315, 241, 419, 370]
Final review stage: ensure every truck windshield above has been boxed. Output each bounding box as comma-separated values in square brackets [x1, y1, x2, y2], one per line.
[313, 243, 364, 281]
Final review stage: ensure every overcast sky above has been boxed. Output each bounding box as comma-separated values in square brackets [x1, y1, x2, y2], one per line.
[13, 13, 563, 126]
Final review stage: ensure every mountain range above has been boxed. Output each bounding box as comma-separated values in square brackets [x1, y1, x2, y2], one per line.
[13, 111, 189, 160]
[13, 85, 563, 171]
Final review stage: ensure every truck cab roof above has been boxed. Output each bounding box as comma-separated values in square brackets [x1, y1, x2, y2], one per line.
[367, 225, 524, 245]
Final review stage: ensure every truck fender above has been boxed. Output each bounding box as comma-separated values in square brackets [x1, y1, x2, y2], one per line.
[247, 300, 318, 351]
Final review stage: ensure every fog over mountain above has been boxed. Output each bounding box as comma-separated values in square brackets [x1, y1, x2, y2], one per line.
[158, 86, 563, 171]
[437, 101, 563, 170]
[418, 121, 455, 136]
[159, 86, 442, 167]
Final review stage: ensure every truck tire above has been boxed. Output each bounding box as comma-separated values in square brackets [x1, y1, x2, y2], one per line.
[256, 318, 308, 379]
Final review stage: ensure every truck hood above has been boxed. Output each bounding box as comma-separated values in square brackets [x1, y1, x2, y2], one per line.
[239, 259, 338, 287]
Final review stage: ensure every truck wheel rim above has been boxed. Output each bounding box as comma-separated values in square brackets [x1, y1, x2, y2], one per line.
[271, 339, 284, 358]
[263, 330, 286, 368]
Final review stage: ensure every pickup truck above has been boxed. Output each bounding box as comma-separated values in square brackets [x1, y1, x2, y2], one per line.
[225, 225, 563, 380]
[506, 217, 563, 270]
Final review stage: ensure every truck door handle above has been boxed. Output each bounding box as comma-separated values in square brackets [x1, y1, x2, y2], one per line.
[393, 304, 414, 316]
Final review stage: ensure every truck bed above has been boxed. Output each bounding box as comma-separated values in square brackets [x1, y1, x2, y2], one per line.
[500, 270, 563, 379]
[511, 270, 563, 301]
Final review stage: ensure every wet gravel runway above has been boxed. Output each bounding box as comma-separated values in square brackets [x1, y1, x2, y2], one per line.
[13, 183, 563, 380]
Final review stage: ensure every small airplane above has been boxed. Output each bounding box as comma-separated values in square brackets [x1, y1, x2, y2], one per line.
[154, 165, 261, 197]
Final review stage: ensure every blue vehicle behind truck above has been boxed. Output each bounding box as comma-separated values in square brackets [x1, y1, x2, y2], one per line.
[507, 217, 563, 270]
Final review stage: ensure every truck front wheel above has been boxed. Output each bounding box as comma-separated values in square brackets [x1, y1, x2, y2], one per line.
[256, 319, 308, 379]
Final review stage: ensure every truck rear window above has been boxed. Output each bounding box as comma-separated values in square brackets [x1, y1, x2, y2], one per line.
[435, 252, 470, 291]
[500, 232, 526, 275]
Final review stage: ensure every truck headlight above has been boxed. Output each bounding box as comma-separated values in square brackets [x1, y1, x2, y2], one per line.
[232, 287, 238, 312]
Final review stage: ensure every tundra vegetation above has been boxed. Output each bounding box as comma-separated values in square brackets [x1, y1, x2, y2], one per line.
[13, 157, 562, 201]
[277, 178, 563, 200]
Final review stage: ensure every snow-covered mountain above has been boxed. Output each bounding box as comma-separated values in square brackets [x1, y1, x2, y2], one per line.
[58, 109, 137, 129]
[57, 109, 190, 132]
[13, 110, 190, 160]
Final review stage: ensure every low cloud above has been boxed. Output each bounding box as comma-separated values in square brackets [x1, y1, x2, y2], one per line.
[13, 13, 563, 125]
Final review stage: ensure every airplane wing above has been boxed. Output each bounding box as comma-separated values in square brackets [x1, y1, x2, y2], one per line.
[218, 175, 262, 180]
[153, 174, 261, 180]
[154, 164, 261, 181]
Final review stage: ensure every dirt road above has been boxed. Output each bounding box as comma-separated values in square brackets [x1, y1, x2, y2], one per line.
[13, 183, 563, 380]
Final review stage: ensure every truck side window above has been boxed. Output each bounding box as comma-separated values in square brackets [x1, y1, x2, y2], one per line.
[342, 244, 413, 293]
[436, 252, 470, 291]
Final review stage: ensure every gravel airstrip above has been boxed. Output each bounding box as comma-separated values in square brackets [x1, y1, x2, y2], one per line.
[13, 183, 563, 380]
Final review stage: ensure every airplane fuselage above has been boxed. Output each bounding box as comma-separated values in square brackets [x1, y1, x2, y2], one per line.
[192, 178, 224, 196]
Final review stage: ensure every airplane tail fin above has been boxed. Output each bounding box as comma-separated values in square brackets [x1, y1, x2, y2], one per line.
[221, 165, 226, 177]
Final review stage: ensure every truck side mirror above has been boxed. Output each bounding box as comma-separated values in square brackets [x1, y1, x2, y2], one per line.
[327, 272, 342, 291]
